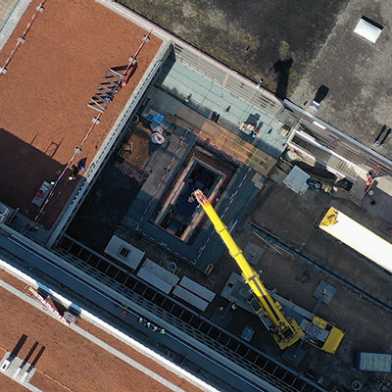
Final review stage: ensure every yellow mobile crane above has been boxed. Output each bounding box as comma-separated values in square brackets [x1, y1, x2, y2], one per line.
[193, 190, 344, 353]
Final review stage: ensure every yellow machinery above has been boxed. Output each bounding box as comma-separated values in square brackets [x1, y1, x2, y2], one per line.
[194, 190, 344, 353]
[193, 190, 304, 349]
[320, 207, 392, 274]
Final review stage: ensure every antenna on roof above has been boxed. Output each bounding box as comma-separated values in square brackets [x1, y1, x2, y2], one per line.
[87, 31, 152, 114]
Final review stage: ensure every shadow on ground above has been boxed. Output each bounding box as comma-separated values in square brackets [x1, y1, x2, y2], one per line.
[117, 0, 349, 95]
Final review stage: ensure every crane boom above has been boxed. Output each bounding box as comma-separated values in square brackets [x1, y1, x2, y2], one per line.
[193, 190, 304, 349]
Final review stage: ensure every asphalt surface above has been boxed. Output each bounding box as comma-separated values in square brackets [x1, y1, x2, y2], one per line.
[117, 0, 349, 94]
[247, 180, 392, 389]
[293, 0, 392, 158]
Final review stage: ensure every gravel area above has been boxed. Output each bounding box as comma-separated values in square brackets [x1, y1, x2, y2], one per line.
[0, 0, 161, 227]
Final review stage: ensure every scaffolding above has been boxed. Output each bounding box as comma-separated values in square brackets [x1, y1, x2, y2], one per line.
[88, 32, 151, 114]
[35, 32, 152, 224]
[166, 111, 277, 176]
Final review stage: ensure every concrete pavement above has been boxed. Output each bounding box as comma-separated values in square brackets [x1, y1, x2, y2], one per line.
[291, 0, 392, 159]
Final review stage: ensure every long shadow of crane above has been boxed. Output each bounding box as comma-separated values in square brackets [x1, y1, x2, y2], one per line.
[272, 57, 293, 99]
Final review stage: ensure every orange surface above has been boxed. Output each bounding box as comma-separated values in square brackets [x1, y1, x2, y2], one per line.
[0, 268, 202, 392]
[0, 0, 161, 227]
[78, 319, 202, 392]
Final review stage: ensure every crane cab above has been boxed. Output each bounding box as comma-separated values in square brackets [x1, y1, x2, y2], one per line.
[308, 316, 345, 354]
[273, 293, 345, 354]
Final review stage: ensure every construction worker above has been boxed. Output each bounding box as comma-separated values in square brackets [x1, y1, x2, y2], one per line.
[364, 170, 375, 193]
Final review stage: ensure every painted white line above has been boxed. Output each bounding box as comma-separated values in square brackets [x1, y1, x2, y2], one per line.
[0, 256, 220, 392]
[0, 278, 188, 392]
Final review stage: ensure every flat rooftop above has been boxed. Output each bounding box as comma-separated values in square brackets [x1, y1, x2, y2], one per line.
[0, 374, 28, 392]
[0, 0, 161, 227]
[0, 0, 17, 29]
[293, 0, 392, 158]
[246, 179, 392, 388]
[118, 0, 348, 94]
[0, 268, 201, 392]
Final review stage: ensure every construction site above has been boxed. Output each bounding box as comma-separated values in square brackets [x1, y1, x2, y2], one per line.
[0, 1, 392, 392]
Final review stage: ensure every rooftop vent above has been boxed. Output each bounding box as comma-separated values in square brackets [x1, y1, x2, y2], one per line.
[354, 17, 383, 43]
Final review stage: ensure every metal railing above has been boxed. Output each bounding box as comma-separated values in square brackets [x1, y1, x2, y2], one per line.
[56, 235, 327, 392]
[47, 43, 172, 247]
[173, 43, 281, 116]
